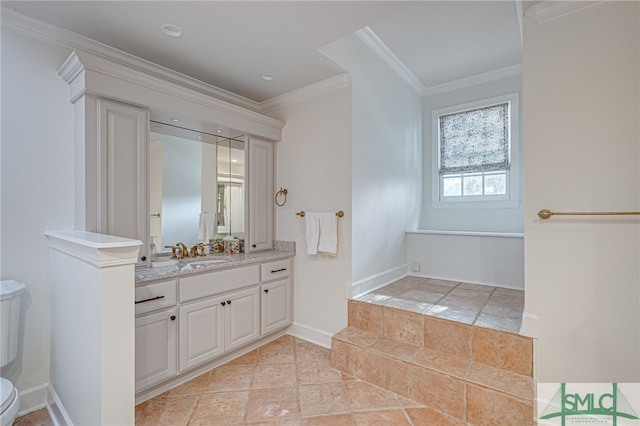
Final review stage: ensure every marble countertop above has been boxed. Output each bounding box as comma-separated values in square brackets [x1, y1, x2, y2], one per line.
[135, 244, 295, 284]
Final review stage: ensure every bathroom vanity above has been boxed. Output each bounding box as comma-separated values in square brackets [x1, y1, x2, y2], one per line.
[134, 248, 293, 400]
[56, 50, 290, 408]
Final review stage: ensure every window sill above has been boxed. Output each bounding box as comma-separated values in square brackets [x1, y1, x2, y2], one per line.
[431, 198, 521, 209]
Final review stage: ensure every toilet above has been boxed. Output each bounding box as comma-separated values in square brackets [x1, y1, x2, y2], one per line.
[0, 280, 26, 426]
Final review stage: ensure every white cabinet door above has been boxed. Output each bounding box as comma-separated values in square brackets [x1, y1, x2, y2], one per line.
[97, 98, 149, 266]
[247, 137, 274, 252]
[224, 286, 260, 351]
[261, 278, 292, 335]
[179, 296, 225, 372]
[135, 308, 177, 392]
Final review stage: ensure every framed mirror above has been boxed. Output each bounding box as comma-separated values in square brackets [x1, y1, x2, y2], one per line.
[149, 121, 245, 254]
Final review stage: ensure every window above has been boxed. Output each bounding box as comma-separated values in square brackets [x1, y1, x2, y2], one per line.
[431, 93, 520, 208]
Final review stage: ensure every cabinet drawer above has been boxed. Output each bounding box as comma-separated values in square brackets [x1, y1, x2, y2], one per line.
[261, 259, 291, 282]
[135, 280, 177, 315]
[179, 265, 260, 303]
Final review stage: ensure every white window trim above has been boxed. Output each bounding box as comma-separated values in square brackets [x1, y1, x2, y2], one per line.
[431, 92, 521, 209]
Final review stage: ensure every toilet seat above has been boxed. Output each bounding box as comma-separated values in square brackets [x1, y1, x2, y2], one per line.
[0, 378, 19, 426]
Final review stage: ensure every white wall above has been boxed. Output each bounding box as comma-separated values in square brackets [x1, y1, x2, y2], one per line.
[421, 75, 524, 233]
[267, 85, 352, 347]
[406, 231, 524, 289]
[523, 2, 639, 382]
[1, 28, 74, 410]
[321, 33, 422, 296]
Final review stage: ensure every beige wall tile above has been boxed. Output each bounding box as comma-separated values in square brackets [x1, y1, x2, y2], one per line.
[405, 406, 468, 426]
[348, 300, 383, 334]
[330, 339, 367, 379]
[408, 365, 466, 420]
[466, 362, 533, 401]
[466, 383, 534, 426]
[369, 337, 419, 361]
[382, 307, 425, 346]
[473, 327, 533, 377]
[423, 316, 473, 359]
[364, 351, 410, 397]
[411, 347, 471, 379]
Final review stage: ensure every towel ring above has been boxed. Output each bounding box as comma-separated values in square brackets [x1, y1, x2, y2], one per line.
[275, 188, 288, 206]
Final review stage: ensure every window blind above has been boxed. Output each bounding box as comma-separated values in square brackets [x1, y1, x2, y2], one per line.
[439, 102, 510, 175]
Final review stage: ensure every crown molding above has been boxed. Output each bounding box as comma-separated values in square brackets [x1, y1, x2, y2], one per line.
[258, 73, 351, 113]
[1, 8, 264, 112]
[355, 26, 429, 98]
[2, 7, 357, 114]
[525, 1, 607, 24]
[424, 64, 522, 97]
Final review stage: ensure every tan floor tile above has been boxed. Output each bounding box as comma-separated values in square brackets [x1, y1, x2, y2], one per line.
[405, 406, 468, 426]
[396, 394, 426, 409]
[136, 395, 169, 425]
[257, 339, 296, 365]
[299, 414, 355, 425]
[297, 360, 343, 385]
[226, 349, 259, 367]
[344, 380, 402, 412]
[189, 391, 249, 425]
[157, 394, 201, 426]
[252, 363, 297, 389]
[381, 297, 432, 314]
[166, 371, 211, 396]
[332, 327, 379, 348]
[298, 382, 350, 418]
[208, 364, 255, 392]
[474, 313, 522, 334]
[456, 282, 496, 293]
[245, 387, 300, 423]
[431, 306, 480, 324]
[12, 408, 54, 426]
[295, 341, 331, 362]
[352, 409, 411, 425]
[369, 337, 419, 361]
[382, 306, 424, 346]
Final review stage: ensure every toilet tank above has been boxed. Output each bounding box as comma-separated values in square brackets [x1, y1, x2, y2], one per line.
[0, 280, 26, 368]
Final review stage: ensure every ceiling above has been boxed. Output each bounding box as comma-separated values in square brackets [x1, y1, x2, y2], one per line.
[2, 1, 522, 103]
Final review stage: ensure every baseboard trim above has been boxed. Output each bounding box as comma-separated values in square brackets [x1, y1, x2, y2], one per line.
[16, 383, 48, 417]
[47, 384, 72, 426]
[349, 265, 407, 299]
[286, 322, 333, 349]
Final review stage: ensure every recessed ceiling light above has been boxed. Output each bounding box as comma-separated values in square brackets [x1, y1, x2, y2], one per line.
[231, 159, 238, 163]
[216, 129, 223, 133]
[171, 118, 179, 122]
[161, 24, 183, 37]
[260, 73, 275, 81]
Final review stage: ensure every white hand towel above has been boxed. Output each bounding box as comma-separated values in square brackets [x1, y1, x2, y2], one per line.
[305, 212, 321, 255]
[198, 212, 217, 242]
[317, 212, 338, 255]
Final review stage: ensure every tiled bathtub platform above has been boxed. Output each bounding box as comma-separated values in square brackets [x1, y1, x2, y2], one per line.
[331, 278, 534, 425]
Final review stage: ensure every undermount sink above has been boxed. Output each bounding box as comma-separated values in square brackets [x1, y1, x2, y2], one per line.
[186, 259, 230, 266]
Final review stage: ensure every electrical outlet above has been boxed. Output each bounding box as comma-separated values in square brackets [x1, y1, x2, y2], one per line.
[411, 260, 421, 272]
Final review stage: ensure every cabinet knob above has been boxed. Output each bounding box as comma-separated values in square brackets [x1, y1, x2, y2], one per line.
[227, 300, 232, 305]
[170, 315, 176, 321]
[141, 256, 147, 261]
[264, 289, 269, 293]
[252, 244, 256, 248]
[221, 301, 226, 306]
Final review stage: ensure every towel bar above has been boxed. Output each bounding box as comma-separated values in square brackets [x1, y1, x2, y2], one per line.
[537, 209, 640, 220]
[296, 211, 344, 218]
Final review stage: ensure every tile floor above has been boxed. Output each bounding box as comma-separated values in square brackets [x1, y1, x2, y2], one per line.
[355, 276, 524, 334]
[14, 277, 524, 425]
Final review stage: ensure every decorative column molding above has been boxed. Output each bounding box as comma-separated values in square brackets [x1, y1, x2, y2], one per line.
[45, 230, 141, 426]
